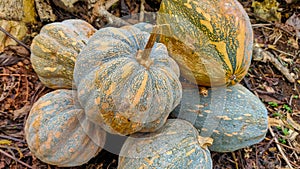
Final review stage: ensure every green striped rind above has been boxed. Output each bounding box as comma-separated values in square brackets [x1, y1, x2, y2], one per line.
[74, 26, 182, 135]
[24, 90, 106, 167]
[171, 84, 268, 152]
[118, 119, 212, 169]
[30, 19, 95, 89]
[157, 0, 253, 86]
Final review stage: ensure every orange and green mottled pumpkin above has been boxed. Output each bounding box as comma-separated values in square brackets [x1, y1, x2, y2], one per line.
[30, 19, 96, 89]
[171, 84, 268, 152]
[24, 89, 106, 167]
[118, 119, 213, 169]
[74, 26, 182, 136]
[157, 0, 253, 86]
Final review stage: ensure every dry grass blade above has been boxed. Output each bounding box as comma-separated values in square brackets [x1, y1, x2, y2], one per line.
[253, 45, 295, 83]
[0, 26, 30, 51]
[0, 149, 33, 169]
[268, 126, 294, 169]
[92, 0, 130, 27]
[0, 53, 23, 66]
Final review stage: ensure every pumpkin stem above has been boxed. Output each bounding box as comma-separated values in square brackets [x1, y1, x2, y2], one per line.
[197, 136, 213, 149]
[136, 25, 161, 69]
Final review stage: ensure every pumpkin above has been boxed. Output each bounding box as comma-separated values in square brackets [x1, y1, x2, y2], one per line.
[171, 84, 268, 152]
[74, 25, 182, 135]
[24, 89, 106, 167]
[132, 22, 153, 33]
[156, 0, 253, 86]
[30, 19, 96, 89]
[118, 119, 213, 169]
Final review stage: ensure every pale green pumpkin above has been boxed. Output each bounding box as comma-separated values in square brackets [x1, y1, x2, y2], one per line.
[25, 89, 106, 167]
[30, 19, 95, 89]
[74, 26, 182, 135]
[171, 84, 268, 152]
[118, 119, 213, 169]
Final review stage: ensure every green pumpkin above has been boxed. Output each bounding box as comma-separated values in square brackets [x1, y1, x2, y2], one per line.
[74, 26, 182, 135]
[157, 0, 253, 86]
[118, 119, 213, 169]
[171, 84, 268, 152]
[30, 19, 95, 89]
[25, 89, 106, 167]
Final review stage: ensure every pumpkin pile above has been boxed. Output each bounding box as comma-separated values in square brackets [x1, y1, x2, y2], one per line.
[25, 0, 268, 168]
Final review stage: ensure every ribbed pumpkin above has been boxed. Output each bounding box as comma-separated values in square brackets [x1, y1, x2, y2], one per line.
[157, 0, 253, 86]
[132, 22, 153, 33]
[171, 84, 268, 152]
[25, 89, 106, 167]
[118, 119, 213, 169]
[30, 19, 96, 89]
[74, 26, 182, 136]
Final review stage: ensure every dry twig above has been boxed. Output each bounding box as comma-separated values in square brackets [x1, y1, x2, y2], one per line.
[0, 26, 30, 51]
[252, 45, 295, 83]
[0, 135, 25, 143]
[139, 0, 146, 22]
[268, 126, 294, 169]
[231, 152, 239, 169]
[0, 149, 33, 169]
[248, 12, 295, 37]
[92, 0, 130, 27]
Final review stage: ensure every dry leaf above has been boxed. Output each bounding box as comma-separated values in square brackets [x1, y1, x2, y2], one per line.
[259, 94, 285, 104]
[7, 45, 30, 58]
[268, 117, 284, 127]
[0, 53, 23, 66]
[286, 13, 300, 39]
[0, 139, 12, 145]
[287, 36, 299, 49]
[285, 0, 298, 4]
[268, 147, 277, 152]
[252, 0, 282, 22]
[287, 112, 300, 131]
[263, 84, 275, 93]
[13, 104, 31, 120]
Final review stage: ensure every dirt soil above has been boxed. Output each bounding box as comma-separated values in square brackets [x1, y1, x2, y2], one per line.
[0, 0, 300, 169]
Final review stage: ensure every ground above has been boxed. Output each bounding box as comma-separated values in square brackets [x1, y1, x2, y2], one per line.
[0, 0, 299, 168]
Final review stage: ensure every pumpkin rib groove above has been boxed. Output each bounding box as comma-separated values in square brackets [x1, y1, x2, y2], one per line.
[82, 62, 146, 131]
[41, 29, 82, 54]
[33, 105, 82, 158]
[120, 26, 150, 50]
[61, 22, 91, 52]
[120, 70, 154, 120]
[31, 55, 73, 79]
[55, 123, 91, 165]
[150, 70, 173, 112]
[44, 112, 82, 159]
[40, 27, 81, 55]
[40, 20, 92, 53]
[74, 43, 135, 84]
[153, 67, 182, 106]
[93, 27, 143, 49]
[106, 69, 149, 123]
